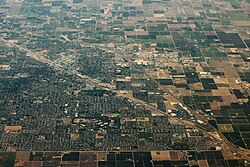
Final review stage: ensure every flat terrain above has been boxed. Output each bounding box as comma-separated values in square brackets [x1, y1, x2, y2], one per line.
[0, 0, 250, 166]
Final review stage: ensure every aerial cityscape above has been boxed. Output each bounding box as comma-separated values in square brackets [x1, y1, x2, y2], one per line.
[0, 0, 250, 166]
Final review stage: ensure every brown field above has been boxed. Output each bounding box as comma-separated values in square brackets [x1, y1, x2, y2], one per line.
[224, 68, 240, 78]
[151, 151, 162, 160]
[4, 126, 22, 133]
[151, 151, 171, 160]
[63, 118, 71, 125]
[211, 90, 230, 96]
[198, 160, 209, 167]
[221, 95, 238, 103]
[163, 94, 179, 104]
[196, 67, 203, 72]
[213, 78, 229, 84]
[210, 102, 221, 110]
[157, 69, 168, 78]
[218, 124, 234, 132]
[97, 152, 107, 161]
[188, 83, 204, 90]
[181, 89, 192, 96]
[232, 21, 250, 26]
[164, 101, 176, 110]
[15, 151, 30, 162]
